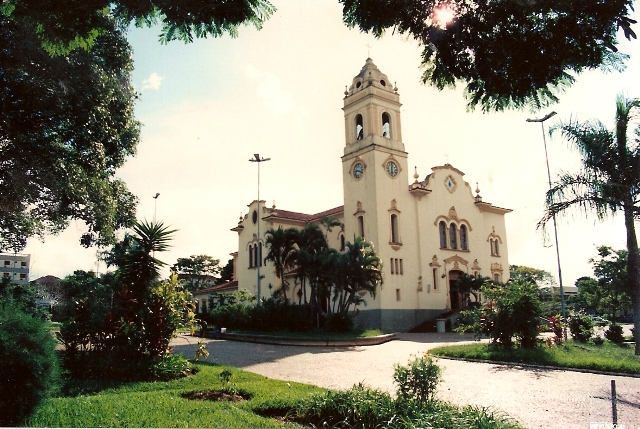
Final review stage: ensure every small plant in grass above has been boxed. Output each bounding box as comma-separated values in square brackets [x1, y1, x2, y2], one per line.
[219, 368, 233, 384]
[393, 353, 441, 404]
[568, 311, 593, 343]
[219, 368, 240, 395]
[193, 341, 209, 361]
[549, 314, 564, 345]
[592, 336, 604, 345]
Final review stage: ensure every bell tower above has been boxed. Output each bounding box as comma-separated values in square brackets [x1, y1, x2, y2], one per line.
[342, 58, 404, 155]
[341, 58, 409, 250]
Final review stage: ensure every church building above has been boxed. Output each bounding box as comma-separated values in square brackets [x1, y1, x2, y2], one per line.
[227, 58, 511, 331]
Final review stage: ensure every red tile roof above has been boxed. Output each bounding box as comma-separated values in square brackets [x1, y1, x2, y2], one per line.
[263, 205, 343, 224]
[192, 280, 238, 296]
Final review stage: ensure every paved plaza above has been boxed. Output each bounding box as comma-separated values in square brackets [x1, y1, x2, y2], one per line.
[170, 333, 640, 429]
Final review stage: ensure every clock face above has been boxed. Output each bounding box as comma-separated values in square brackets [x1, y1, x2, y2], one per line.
[386, 161, 398, 177]
[353, 162, 364, 179]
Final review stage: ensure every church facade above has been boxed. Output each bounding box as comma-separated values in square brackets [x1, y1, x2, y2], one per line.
[229, 59, 511, 331]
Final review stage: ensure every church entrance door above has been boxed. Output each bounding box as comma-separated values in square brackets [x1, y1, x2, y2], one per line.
[448, 270, 464, 311]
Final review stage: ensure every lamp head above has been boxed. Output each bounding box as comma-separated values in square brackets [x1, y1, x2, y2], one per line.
[526, 111, 557, 123]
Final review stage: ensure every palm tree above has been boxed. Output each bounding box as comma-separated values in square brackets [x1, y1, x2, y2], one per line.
[116, 219, 176, 300]
[264, 226, 298, 301]
[540, 94, 640, 354]
[292, 223, 328, 326]
[455, 273, 490, 305]
[331, 236, 383, 318]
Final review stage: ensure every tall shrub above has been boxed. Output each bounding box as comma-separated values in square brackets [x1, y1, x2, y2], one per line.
[0, 305, 59, 426]
[568, 311, 594, 343]
[57, 221, 195, 381]
[458, 280, 542, 348]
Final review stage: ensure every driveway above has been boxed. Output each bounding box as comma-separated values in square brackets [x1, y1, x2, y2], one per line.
[170, 333, 640, 429]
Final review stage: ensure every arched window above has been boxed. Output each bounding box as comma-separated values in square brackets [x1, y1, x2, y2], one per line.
[382, 112, 391, 138]
[355, 114, 364, 140]
[253, 244, 259, 268]
[340, 234, 345, 251]
[357, 215, 365, 238]
[490, 238, 500, 256]
[390, 213, 399, 243]
[432, 268, 439, 291]
[449, 223, 458, 249]
[259, 242, 263, 266]
[460, 225, 468, 250]
[249, 245, 254, 268]
[439, 221, 447, 248]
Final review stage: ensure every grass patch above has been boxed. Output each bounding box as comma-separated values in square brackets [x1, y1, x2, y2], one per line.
[26, 362, 322, 428]
[430, 340, 640, 375]
[226, 328, 389, 339]
[26, 360, 524, 428]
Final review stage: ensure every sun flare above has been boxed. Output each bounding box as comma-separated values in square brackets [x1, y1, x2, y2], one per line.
[433, 4, 456, 28]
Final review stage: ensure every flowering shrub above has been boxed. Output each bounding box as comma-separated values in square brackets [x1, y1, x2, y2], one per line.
[568, 311, 593, 343]
[457, 280, 542, 348]
[549, 314, 564, 345]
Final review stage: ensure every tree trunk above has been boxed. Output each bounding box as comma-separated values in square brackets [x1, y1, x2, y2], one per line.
[623, 207, 640, 354]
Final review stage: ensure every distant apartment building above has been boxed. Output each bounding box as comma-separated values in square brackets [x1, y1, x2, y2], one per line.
[0, 253, 30, 285]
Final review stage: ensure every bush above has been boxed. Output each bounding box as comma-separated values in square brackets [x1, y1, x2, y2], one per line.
[325, 313, 354, 332]
[0, 305, 59, 426]
[568, 311, 594, 343]
[604, 325, 625, 344]
[295, 383, 396, 428]
[209, 293, 314, 333]
[457, 280, 542, 348]
[57, 274, 195, 381]
[393, 354, 441, 404]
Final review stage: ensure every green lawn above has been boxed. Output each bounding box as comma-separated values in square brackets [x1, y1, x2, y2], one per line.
[27, 363, 322, 428]
[26, 360, 524, 428]
[430, 340, 640, 375]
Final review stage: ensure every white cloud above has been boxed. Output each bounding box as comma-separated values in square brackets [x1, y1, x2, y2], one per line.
[142, 72, 163, 91]
[244, 65, 294, 118]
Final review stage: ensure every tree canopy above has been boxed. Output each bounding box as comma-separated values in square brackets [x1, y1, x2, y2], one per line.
[1, 0, 276, 55]
[0, 1, 279, 251]
[340, 0, 636, 111]
[171, 254, 222, 292]
[3, 0, 636, 111]
[0, 16, 139, 251]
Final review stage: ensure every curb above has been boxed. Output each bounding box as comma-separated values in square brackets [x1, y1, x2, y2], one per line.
[200, 332, 398, 347]
[432, 355, 640, 378]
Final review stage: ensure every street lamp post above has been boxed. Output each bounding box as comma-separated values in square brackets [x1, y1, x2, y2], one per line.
[526, 111, 567, 340]
[153, 193, 160, 223]
[249, 154, 270, 302]
[152, 192, 160, 259]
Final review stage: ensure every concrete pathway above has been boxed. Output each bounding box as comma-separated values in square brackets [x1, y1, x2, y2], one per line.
[170, 333, 640, 429]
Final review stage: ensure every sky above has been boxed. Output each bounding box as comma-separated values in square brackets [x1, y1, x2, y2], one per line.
[23, 0, 640, 288]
